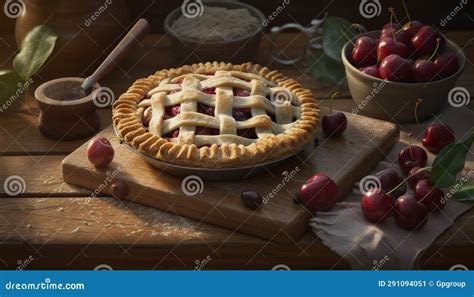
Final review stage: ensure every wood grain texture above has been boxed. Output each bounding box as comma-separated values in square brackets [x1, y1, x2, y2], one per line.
[62, 111, 398, 243]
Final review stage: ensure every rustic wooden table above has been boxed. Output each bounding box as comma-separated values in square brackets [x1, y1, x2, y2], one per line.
[0, 32, 472, 270]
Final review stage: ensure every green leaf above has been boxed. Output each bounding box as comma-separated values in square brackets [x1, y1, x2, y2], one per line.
[322, 16, 357, 62]
[430, 133, 474, 188]
[307, 50, 346, 87]
[0, 70, 24, 106]
[451, 182, 474, 203]
[13, 25, 57, 81]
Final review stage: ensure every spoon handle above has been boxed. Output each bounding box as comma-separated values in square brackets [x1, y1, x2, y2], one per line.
[81, 18, 150, 90]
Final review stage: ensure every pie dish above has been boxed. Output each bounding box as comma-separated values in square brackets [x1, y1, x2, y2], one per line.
[112, 62, 319, 168]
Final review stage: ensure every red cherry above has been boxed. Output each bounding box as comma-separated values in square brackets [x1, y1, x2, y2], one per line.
[411, 26, 445, 56]
[398, 145, 427, 174]
[377, 37, 409, 62]
[401, 21, 424, 38]
[412, 59, 439, 82]
[237, 129, 257, 139]
[415, 179, 445, 211]
[407, 167, 431, 189]
[375, 169, 406, 198]
[171, 105, 180, 117]
[232, 108, 250, 121]
[241, 190, 263, 210]
[422, 122, 455, 153]
[234, 88, 251, 97]
[434, 52, 459, 78]
[360, 65, 381, 78]
[198, 103, 215, 116]
[299, 174, 338, 212]
[380, 24, 399, 40]
[393, 194, 428, 230]
[379, 54, 412, 82]
[322, 112, 347, 138]
[86, 137, 114, 168]
[172, 130, 179, 138]
[361, 189, 394, 223]
[352, 36, 378, 67]
[196, 127, 219, 135]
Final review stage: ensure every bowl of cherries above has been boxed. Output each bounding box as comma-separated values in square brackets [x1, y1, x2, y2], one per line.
[341, 21, 465, 123]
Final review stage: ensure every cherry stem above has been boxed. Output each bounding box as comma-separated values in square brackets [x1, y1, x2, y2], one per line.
[386, 166, 432, 196]
[388, 8, 397, 40]
[340, 28, 355, 46]
[328, 91, 340, 114]
[428, 38, 441, 62]
[408, 132, 415, 160]
[415, 98, 422, 126]
[402, 0, 411, 24]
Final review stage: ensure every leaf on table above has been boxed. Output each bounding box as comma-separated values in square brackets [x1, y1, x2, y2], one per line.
[322, 16, 357, 62]
[0, 70, 24, 106]
[13, 25, 58, 81]
[307, 50, 346, 87]
[430, 133, 474, 188]
[451, 182, 474, 203]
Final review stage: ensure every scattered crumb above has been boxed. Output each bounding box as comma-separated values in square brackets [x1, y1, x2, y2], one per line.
[25, 224, 32, 229]
[70, 227, 80, 233]
[89, 211, 95, 215]
[56, 207, 64, 212]
[126, 229, 143, 237]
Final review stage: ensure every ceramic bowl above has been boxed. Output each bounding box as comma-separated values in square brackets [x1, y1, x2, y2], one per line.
[164, 1, 264, 64]
[341, 30, 466, 124]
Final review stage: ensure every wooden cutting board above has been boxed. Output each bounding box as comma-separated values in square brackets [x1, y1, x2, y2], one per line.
[62, 111, 398, 243]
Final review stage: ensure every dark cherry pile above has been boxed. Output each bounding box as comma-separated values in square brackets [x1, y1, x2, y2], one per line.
[351, 20, 459, 82]
[359, 122, 455, 230]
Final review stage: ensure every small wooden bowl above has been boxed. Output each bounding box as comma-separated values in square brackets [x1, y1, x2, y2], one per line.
[34, 77, 101, 140]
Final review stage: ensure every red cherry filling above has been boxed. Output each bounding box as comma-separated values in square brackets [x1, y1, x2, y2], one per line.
[234, 88, 251, 97]
[170, 105, 181, 117]
[202, 87, 216, 94]
[237, 129, 257, 139]
[196, 126, 219, 135]
[232, 108, 251, 121]
[198, 103, 215, 116]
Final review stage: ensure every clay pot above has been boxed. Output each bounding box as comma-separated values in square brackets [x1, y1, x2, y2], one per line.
[15, 0, 129, 80]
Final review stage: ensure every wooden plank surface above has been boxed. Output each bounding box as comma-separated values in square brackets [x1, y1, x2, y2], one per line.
[0, 30, 473, 269]
[62, 111, 398, 243]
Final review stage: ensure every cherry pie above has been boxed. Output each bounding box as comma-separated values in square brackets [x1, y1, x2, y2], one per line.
[113, 62, 319, 168]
